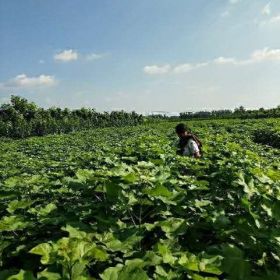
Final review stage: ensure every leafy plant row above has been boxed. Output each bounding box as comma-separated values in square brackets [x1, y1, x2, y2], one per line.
[252, 128, 280, 149]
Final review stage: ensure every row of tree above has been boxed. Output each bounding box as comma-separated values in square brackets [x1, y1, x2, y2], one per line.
[1, 96, 279, 138]
[179, 106, 280, 120]
[0, 96, 144, 138]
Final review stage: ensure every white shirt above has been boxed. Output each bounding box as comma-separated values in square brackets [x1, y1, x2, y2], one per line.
[182, 139, 200, 156]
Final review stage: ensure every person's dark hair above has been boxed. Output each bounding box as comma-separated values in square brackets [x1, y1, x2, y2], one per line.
[175, 123, 186, 134]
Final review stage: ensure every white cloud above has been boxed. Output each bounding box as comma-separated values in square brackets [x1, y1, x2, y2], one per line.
[214, 57, 237, 65]
[39, 59, 45, 64]
[54, 49, 78, 62]
[196, 62, 209, 68]
[143, 64, 171, 75]
[213, 48, 280, 65]
[1, 74, 56, 88]
[214, 48, 280, 65]
[251, 47, 280, 61]
[262, 3, 271, 16]
[269, 15, 280, 23]
[173, 62, 208, 73]
[173, 63, 194, 73]
[144, 62, 208, 75]
[86, 53, 106, 61]
[53, 49, 108, 62]
[259, 13, 280, 26]
[143, 48, 280, 76]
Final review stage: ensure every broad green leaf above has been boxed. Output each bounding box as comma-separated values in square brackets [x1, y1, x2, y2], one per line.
[87, 246, 108, 261]
[7, 270, 36, 280]
[0, 216, 30, 232]
[194, 199, 212, 208]
[29, 243, 53, 265]
[56, 237, 108, 262]
[70, 262, 87, 280]
[143, 251, 162, 266]
[143, 184, 173, 198]
[191, 273, 219, 280]
[76, 169, 94, 182]
[0, 270, 18, 280]
[157, 218, 185, 234]
[198, 255, 223, 275]
[62, 225, 88, 240]
[7, 199, 33, 214]
[4, 177, 21, 188]
[271, 200, 280, 220]
[156, 243, 176, 265]
[100, 265, 123, 280]
[105, 182, 122, 200]
[98, 232, 124, 252]
[37, 269, 61, 280]
[178, 254, 199, 272]
[118, 265, 149, 280]
[38, 203, 57, 216]
[154, 266, 178, 279]
[221, 244, 251, 280]
[123, 173, 138, 183]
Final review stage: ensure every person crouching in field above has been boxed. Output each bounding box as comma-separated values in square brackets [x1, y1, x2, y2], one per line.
[175, 123, 202, 158]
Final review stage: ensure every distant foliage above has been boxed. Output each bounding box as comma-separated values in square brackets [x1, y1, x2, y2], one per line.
[145, 106, 280, 122]
[0, 96, 144, 138]
[179, 106, 280, 120]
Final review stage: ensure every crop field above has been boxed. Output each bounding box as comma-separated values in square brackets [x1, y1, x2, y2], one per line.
[0, 118, 279, 280]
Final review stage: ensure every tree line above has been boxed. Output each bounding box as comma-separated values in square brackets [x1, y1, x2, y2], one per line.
[146, 106, 280, 122]
[1, 96, 279, 139]
[179, 105, 280, 120]
[0, 96, 143, 138]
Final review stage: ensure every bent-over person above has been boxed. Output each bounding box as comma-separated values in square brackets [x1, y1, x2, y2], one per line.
[175, 123, 202, 158]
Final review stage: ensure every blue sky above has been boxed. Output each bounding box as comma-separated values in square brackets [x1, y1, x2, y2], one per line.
[0, 0, 280, 112]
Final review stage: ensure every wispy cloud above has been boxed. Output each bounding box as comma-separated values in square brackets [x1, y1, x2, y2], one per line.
[53, 49, 107, 62]
[260, 15, 280, 26]
[173, 63, 194, 73]
[143, 62, 208, 75]
[0, 74, 57, 88]
[262, 3, 271, 16]
[143, 65, 171, 75]
[86, 52, 107, 61]
[259, 2, 280, 26]
[214, 57, 237, 65]
[251, 47, 280, 61]
[212, 48, 280, 66]
[173, 63, 208, 73]
[54, 49, 78, 62]
[143, 48, 280, 75]
[214, 48, 280, 65]
[268, 15, 280, 23]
